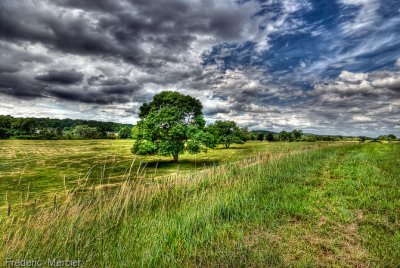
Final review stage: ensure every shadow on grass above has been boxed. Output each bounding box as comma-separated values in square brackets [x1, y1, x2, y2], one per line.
[144, 158, 221, 169]
[214, 147, 245, 150]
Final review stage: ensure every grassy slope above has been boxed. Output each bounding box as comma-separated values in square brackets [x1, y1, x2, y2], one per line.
[1, 143, 399, 267]
[0, 140, 320, 205]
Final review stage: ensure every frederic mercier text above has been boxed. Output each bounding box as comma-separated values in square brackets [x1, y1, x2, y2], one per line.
[4, 258, 83, 267]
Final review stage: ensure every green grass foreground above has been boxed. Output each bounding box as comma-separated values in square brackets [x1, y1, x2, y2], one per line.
[0, 142, 399, 267]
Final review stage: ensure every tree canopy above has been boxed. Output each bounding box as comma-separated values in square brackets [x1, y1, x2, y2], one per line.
[256, 133, 264, 141]
[208, 120, 245, 148]
[131, 91, 215, 161]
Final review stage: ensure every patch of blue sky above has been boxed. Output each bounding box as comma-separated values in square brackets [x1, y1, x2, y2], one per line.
[203, 0, 400, 87]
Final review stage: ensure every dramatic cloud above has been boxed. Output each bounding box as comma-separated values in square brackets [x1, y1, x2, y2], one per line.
[35, 70, 83, 84]
[0, 0, 399, 136]
[308, 69, 400, 135]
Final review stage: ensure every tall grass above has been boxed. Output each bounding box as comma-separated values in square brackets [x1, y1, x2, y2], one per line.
[1, 143, 399, 267]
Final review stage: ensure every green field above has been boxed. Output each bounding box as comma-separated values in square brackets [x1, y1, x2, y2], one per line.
[0, 139, 322, 206]
[0, 142, 399, 267]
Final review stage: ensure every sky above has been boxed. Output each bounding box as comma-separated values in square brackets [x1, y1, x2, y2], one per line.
[0, 0, 399, 137]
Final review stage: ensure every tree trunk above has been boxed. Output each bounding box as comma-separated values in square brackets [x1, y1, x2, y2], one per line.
[173, 154, 179, 162]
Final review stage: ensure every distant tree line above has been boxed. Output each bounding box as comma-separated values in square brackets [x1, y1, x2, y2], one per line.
[2, 113, 396, 144]
[249, 130, 398, 143]
[0, 115, 133, 140]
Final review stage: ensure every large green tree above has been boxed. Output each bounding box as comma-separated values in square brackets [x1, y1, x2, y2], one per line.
[209, 120, 245, 148]
[132, 91, 215, 162]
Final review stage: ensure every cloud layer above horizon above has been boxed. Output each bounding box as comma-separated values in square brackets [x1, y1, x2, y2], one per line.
[0, 0, 399, 136]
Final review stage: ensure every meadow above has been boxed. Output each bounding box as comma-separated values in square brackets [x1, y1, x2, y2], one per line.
[0, 139, 321, 206]
[0, 141, 399, 267]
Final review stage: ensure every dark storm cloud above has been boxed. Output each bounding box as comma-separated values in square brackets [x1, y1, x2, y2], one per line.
[0, 41, 51, 74]
[42, 79, 143, 105]
[0, 1, 125, 60]
[0, 73, 45, 98]
[0, 71, 138, 104]
[0, 0, 261, 105]
[35, 70, 84, 84]
[46, 88, 132, 104]
[203, 106, 231, 116]
[100, 85, 137, 94]
[53, 0, 124, 12]
[0, 0, 256, 66]
[0, 63, 19, 73]
[88, 76, 130, 87]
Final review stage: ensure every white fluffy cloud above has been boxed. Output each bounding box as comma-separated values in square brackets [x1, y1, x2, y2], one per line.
[339, 70, 368, 82]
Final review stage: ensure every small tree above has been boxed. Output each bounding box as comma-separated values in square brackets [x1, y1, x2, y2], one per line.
[118, 126, 132, 139]
[265, 132, 274, 142]
[256, 133, 264, 141]
[388, 134, 397, 141]
[107, 133, 117, 139]
[132, 91, 215, 162]
[304, 134, 316, 142]
[248, 133, 257, 140]
[358, 136, 366, 143]
[209, 120, 245, 148]
[278, 130, 290, 141]
[291, 129, 303, 141]
[238, 127, 250, 142]
[378, 135, 388, 141]
[73, 125, 99, 139]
